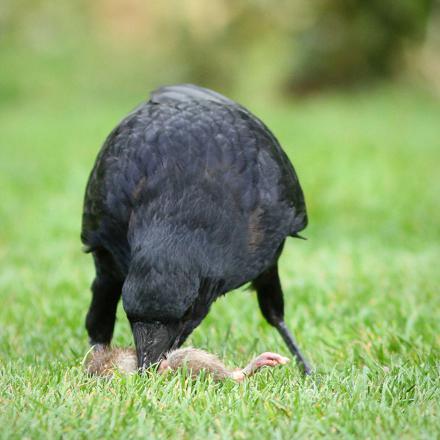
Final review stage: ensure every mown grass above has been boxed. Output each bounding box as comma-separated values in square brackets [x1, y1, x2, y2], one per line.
[0, 78, 439, 438]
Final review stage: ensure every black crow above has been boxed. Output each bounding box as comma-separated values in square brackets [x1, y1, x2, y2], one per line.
[81, 84, 311, 374]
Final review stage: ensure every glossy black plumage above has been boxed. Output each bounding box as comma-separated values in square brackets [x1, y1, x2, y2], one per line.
[82, 84, 310, 373]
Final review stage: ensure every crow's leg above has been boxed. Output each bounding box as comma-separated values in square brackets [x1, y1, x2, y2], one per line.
[85, 249, 123, 350]
[253, 264, 312, 375]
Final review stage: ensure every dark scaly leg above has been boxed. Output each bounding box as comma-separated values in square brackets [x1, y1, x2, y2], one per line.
[253, 264, 312, 375]
[85, 248, 123, 350]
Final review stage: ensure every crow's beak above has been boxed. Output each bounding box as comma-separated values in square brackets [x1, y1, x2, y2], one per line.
[131, 321, 179, 371]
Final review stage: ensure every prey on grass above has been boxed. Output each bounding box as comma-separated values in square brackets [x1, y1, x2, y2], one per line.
[85, 346, 289, 382]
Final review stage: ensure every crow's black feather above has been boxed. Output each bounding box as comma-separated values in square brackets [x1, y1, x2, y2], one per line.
[82, 84, 308, 365]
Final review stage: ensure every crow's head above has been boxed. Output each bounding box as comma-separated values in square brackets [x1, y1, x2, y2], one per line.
[122, 254, 200, 369]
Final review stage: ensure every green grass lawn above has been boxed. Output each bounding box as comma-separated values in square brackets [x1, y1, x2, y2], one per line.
[0, 82, 439, 439]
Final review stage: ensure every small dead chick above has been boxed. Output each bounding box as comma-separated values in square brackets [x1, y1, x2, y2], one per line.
[85, 346, 289, 381]
[85, 347, 137, 377]
[159, 347, 289, 381]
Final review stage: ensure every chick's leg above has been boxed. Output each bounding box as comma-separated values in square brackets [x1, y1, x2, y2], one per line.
[231, 352, 290, 381]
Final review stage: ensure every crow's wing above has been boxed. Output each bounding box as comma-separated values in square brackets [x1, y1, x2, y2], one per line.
[150, 84, 307, 235]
